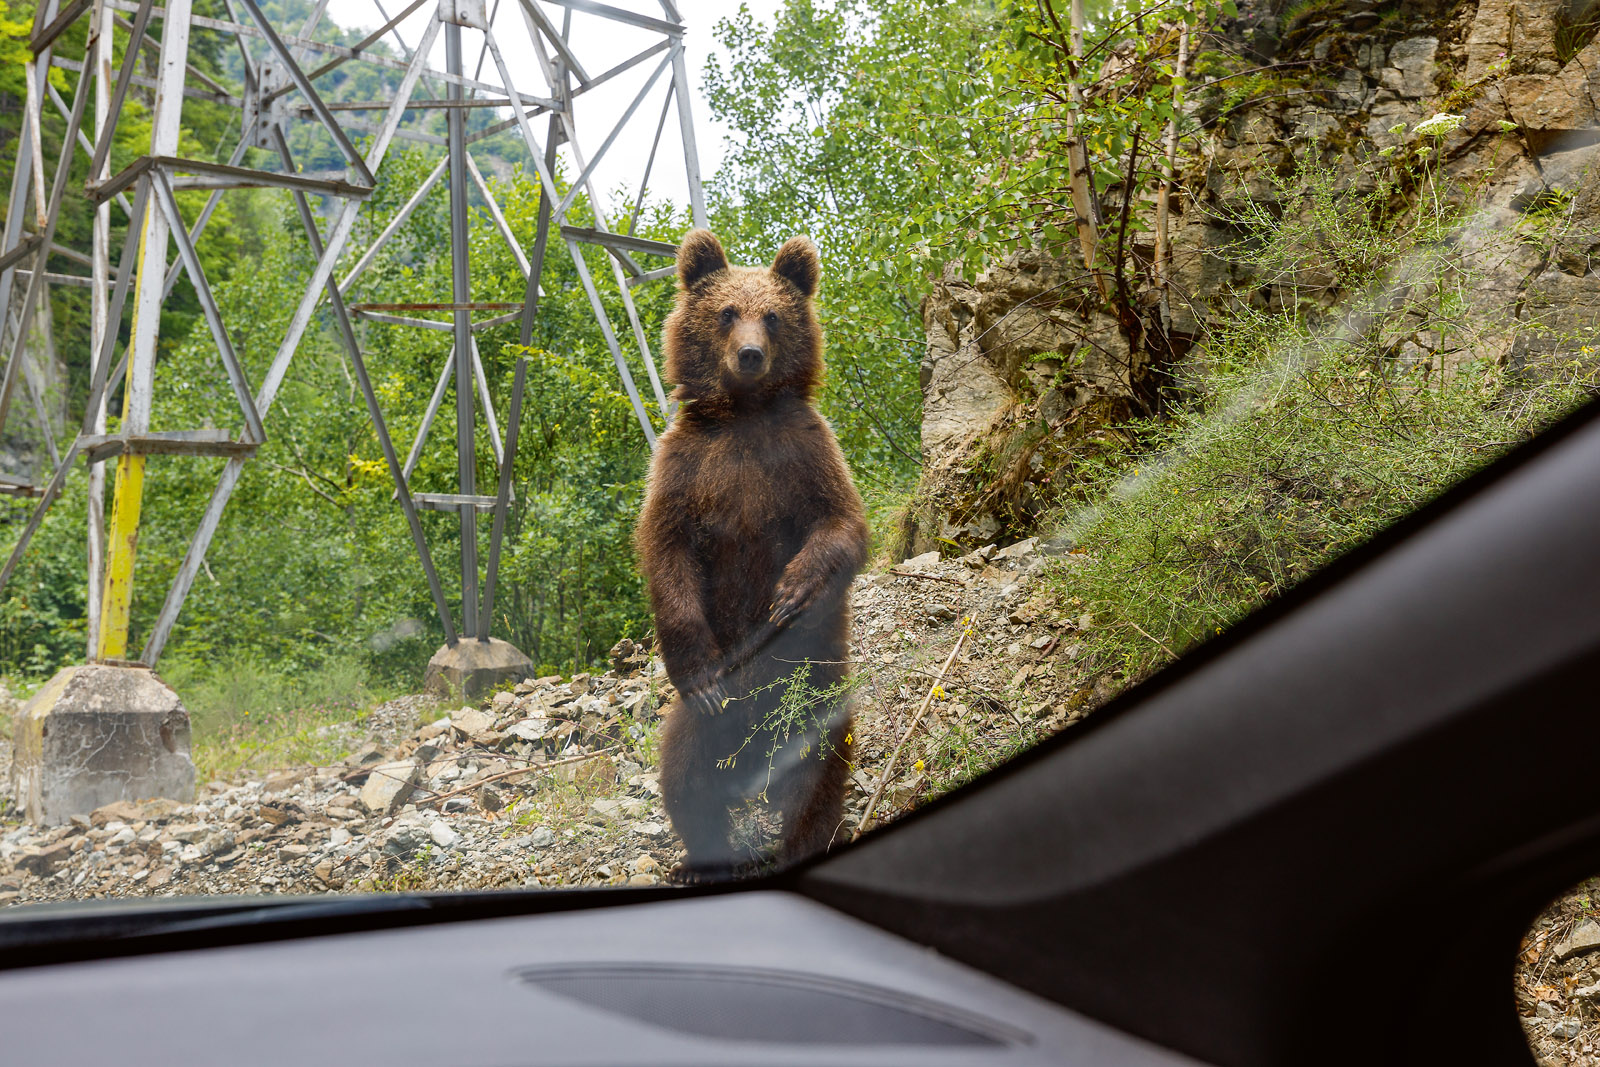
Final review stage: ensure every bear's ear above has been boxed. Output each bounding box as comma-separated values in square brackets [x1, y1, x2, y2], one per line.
[676, 229, 729, 289]
[771, 236, 820, 298]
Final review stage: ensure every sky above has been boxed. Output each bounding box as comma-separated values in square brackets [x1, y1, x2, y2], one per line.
[319, 0, 786, 214]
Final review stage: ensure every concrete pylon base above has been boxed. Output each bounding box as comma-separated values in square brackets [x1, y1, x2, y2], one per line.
[423, 637, 534, 701]
[10, 664, 196, 826]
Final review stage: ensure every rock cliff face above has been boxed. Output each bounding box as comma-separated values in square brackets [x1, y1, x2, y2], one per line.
[909, 0, 1600, 549]
[916, 252, 1135, 546]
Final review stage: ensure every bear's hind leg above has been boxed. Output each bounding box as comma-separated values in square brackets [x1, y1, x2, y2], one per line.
[773, 713, 852, 866]
[657, 702, 739, 880]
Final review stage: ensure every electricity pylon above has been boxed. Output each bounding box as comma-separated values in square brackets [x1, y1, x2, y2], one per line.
[0, 0, 704, 667]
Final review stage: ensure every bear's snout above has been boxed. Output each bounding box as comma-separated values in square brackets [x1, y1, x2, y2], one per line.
[737, 344, 766, 375]
[720, 315, 772, 384]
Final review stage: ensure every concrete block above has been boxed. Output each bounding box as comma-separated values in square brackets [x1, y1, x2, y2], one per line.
[423, 637, 533, 700]
[10, 664, 196, 826]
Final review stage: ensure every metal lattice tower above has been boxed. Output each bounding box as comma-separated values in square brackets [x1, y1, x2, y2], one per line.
[0, 0, 704, 665]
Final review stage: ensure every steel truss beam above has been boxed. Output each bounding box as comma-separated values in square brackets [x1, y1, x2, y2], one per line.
[0, 0, 706, 669]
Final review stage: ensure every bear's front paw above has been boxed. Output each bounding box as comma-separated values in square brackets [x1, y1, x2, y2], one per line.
[680, 674, 730, 716]
[769, 572, 823, 627]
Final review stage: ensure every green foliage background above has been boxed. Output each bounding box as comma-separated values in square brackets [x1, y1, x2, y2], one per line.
[0, 0, 1006, 689]
[0, 0, 1591, 749]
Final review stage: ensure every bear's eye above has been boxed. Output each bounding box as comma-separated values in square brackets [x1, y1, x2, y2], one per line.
[763, 311, 780, 331]
[719, 307, 737, 327]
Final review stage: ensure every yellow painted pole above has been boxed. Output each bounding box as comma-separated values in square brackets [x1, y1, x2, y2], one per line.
[95, 211, 154, 663]
[94, 0, 188, 664]
[97, 453, 143, 661]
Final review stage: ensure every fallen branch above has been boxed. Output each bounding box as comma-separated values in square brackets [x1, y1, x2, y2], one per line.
[416, 746, 621, 809]
[888, 568, 968, 586]
[859, 623, 973, 831]
[1123, 619, 1178, 659]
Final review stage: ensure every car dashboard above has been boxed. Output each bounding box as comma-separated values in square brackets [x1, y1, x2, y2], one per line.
[0, 890, 1199, 1066]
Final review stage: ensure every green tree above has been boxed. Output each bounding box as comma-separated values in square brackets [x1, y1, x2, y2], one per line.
[704, 0, 1013, 488]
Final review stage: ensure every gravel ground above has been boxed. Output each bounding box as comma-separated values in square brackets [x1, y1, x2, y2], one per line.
[0, 540, 1082, 902]
[1518, 879, 1600, 1064]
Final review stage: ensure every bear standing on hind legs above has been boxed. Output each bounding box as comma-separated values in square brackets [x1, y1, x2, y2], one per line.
[636, 229, 870, 881]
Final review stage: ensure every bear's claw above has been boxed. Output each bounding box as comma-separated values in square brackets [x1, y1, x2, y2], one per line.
[682, 677, 729, 715]
[769, 576, 818, 627]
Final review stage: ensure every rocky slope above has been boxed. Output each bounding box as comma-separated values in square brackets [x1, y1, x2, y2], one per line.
[0, 539, 1082, 901]
[906, 0, 1600, 551]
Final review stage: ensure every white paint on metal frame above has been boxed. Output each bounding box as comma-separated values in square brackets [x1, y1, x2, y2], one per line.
[122, 0, 190, 438]
[86, 0, 113, 657]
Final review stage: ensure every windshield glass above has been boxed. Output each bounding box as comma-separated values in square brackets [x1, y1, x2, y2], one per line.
[0, 0, 1592, 939]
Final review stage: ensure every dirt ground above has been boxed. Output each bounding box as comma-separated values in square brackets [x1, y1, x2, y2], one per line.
[1518, 879, 1600, 1064]
[0, 541, 1079, 901]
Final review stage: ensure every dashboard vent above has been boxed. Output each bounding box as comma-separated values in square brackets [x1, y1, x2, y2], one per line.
[514, 963, 1028, 1046]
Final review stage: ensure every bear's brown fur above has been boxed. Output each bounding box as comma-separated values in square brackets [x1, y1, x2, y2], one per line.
[635, 229, 870, 878]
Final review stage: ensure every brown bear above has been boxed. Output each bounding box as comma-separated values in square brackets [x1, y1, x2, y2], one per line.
[635, 228, 870, 880]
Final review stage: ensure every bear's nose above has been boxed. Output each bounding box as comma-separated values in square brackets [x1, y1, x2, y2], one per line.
[737, 345, 765, 373]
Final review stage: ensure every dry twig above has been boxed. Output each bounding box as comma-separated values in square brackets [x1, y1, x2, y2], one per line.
[1123, 619, 1178, 659]
[416, 746, 621, 808]
[859, 624, 973, 830]
[888, 568, 968, 586]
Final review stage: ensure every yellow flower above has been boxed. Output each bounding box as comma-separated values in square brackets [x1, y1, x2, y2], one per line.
[931, 685, 946, 700]
[914, 760, 925, 772]
[845, 732, 853, 745]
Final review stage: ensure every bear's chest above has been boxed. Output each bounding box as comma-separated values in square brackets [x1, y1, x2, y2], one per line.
[689, 428, 810, 542]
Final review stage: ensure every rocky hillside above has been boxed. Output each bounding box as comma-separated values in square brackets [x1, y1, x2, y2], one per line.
[901, 2, 1600, 1058]
[905, 0, 1600, 550]
[0, 538, 1078, 900]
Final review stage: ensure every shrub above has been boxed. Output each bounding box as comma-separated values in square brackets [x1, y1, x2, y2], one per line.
[1045, 169, 1600, 686]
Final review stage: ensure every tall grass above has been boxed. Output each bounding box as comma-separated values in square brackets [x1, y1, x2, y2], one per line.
[160, 652, 390, 783]
[1043, 168, 1600, 687]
